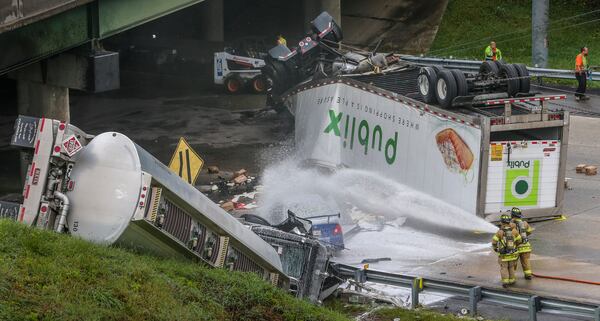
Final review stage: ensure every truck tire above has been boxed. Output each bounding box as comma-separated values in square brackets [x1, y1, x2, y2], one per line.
[262, 60, 289, 96]
[499, 64, 520, 97]
[493, 59, 506, 70]
[250, 75, 267, 94]
[418, 67, 438, 103]
[479, 61, 499, 76]
[435, 69, 458, 109]
[224, 76, 243, 94]
[450, 69, 468, 97]
[513, 63, 530, 93]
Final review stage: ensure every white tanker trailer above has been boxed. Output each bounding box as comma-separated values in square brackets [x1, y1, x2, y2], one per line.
[3, 115, 340, 302]
[8, 115, 286, 284]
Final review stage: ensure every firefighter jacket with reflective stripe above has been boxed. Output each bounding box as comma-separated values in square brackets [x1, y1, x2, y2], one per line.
[513, 219, 533, 253]
[485, 46, 502, 61]
[492, 225, 522, 261]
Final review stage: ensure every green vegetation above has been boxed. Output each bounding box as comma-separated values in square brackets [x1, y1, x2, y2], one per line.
[0, 219, 503, 320]
[430, 0, 600, 69]
[0, 219, 346, 321]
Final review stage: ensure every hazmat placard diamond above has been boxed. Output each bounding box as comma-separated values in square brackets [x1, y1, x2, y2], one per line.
[168, 137, 204, 185]
[61, 135, 83, 157]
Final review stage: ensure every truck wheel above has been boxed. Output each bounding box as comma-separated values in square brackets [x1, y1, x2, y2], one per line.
[250, 75, 267, 94]
[493, 59, 506, 70]
[450, 69, 468, 97]
[479, 61, 499, 76]
[263, 60, 290, 96]
[500, 64, 520, 97]
[224, 76, 242, 94]
[418, 67, 438, 103]
[435, 69, 458, 109]
[513, 63, 530, 93]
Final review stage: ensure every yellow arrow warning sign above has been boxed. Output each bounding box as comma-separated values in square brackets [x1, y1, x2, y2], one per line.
[168, 137, 204, 185]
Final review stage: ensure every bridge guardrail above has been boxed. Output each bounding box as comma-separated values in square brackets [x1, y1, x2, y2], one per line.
[332, 262, 600, 321]
[399, 55, 600, 81]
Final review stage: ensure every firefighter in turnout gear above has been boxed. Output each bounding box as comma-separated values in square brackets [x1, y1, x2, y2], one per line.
[510, 207, 534, 279]
[492, 214, 522, 287]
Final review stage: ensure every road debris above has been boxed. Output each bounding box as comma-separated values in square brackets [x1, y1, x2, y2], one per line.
[576, 164, 587, 173]
[564, 177, 572, 190]
[338, 280, 404, 307]
[585, 165, 597, 175]
[234, 168, 247, 178]
[207, 166, 220, 174]
[220, 201, 235, 211]
[231, 192, 260, 210]
[233, 174, 248, 184]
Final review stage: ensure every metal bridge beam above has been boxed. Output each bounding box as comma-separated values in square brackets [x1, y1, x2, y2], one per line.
[0, 0, 204, 75]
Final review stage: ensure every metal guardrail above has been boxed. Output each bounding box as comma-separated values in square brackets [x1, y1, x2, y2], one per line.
[332, 263, 600, 321]
[399, 55, 600, 81]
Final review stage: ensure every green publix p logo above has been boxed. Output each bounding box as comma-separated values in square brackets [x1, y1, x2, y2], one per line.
[324, 109, 397, 165]
[504, 159, 540, 206]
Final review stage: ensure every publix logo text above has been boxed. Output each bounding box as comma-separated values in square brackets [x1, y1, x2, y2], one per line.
[507, 160, 531, 169]
[324, 109, 397, 164]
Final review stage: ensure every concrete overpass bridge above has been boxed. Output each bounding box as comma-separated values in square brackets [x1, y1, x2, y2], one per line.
[0, 0, 210, 120]
[0, 0, 447, 121]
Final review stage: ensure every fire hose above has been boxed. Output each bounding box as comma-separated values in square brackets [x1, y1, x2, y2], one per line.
[532, 273, 600, 286]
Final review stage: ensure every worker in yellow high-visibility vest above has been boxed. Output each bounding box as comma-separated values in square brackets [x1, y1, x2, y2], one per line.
[484, 41, 502, 61]
[277, 35, 287, 47]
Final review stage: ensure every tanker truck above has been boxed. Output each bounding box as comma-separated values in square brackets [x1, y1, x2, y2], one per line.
[4, 115, 339, 302]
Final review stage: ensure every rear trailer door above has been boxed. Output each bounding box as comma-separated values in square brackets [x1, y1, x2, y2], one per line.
[485, 140, 560, 213]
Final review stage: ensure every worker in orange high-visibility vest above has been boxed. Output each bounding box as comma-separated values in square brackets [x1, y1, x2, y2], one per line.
[575, 46, 590, 101]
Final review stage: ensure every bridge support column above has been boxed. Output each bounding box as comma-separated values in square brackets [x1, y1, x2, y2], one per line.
[16, 77, 70, 183]
[17, 80, 70, 121]
[199, 0, 223, 42]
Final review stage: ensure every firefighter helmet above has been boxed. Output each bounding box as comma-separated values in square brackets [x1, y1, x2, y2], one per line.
[511, 207, 522, 218]
[500, 214, 511, 224]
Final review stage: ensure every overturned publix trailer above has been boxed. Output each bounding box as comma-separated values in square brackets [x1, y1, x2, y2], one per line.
[281, 72, 569, 220]
[262, 12, 569, 220]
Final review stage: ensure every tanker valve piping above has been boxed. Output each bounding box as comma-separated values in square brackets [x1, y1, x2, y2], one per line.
[53, 191, 70, 233]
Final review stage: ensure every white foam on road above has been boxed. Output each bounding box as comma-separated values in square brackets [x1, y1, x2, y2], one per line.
[258, 158, 496, 272]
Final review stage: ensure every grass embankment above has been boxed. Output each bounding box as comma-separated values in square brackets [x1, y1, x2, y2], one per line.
[430, 0, 600, 69]
[0, 219, 504, 321]
[0, 219, 345, 321]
